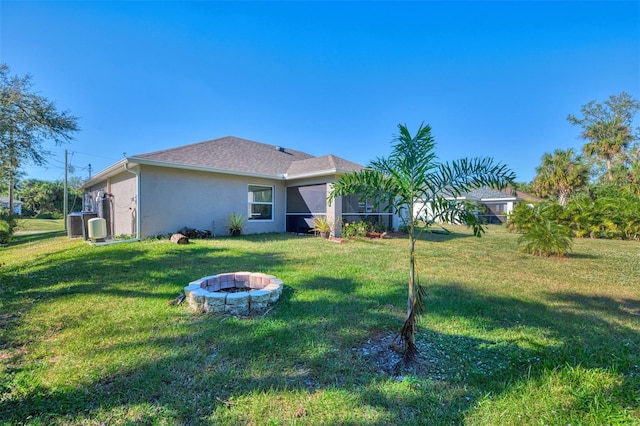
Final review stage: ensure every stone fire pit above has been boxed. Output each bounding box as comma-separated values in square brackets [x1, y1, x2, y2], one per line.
[184, 272, 283, 315]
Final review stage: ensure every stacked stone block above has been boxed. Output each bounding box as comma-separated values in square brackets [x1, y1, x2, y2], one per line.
[184, 272, 284, 315]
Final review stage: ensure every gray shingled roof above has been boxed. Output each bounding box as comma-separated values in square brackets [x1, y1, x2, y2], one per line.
[130, 136, 365, 178]
[462, 187, 516, 201]
[0, 197, 22, 205]
[131, 136, 316, 176]
[286, 154, 365, 177]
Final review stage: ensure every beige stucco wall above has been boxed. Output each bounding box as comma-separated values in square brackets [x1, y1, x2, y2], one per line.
[109, 170, 139, 236]
[139, 165, 286, 238]
[85, 166, 367, 239]
[85, 169, 138, 237]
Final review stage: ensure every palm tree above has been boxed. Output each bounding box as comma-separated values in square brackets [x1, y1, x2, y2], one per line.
[328, 123, 515, 365]
[582, 117, 633, 182]
[533, 149, 588, 206]
[567, 92, 640, 182]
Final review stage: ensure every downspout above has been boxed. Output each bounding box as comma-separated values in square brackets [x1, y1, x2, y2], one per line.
[124, 162, 141, 241]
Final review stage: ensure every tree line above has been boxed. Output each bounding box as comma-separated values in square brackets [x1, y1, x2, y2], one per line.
[1, 62, 638, 239]
[508, 91, 640, 244]
[527, 91, 639, 203]
[0, 63, 79, 215]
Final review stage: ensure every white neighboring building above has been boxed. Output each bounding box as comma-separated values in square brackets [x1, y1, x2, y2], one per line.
[0, 197, 22, 215]
[416, 187, 543, 225]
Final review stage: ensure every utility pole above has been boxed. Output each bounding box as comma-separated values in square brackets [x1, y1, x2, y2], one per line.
[88, 163, 92, 179]
[64, 149, 68, 231]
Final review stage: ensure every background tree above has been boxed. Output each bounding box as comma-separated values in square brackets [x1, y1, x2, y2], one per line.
[18, 178, 83, 217]
[0, 63, 79, 213]
[567, 92, 639, 182]
[328, 123, 514, 365]
[0, 166, 24, 200]
[609, 142, 640, 194]
[533, 148, 589, 205]
[510, 181, 536, 195]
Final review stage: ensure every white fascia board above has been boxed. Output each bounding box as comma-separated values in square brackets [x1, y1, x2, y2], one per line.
[128, 157, 286, 181]
[285, 168, 360, 180]
[285, 170, 335, 180]
[481, 197, 517, 202]
[81, 158, 128, 188]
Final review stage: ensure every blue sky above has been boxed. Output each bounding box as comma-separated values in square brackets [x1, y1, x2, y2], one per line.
[2, 1, 639, 184]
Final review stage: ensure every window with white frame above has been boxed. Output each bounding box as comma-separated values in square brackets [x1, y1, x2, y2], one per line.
[248, 185, 273, 220]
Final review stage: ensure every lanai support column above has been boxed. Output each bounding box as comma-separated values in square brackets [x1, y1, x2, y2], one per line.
[327, 182, 342, 237]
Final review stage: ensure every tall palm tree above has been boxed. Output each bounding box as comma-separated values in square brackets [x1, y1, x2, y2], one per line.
[582, 117, 633, 182]
[533, 148, 588, 206]
[328, 123, 515, 365]
[567, 92, 640, 182]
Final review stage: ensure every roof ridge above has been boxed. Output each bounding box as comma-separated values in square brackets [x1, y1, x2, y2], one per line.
[131, 135, 261, 158]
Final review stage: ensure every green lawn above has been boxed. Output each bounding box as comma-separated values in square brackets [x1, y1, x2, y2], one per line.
[0, 226, 638, 425]
[15, 218, 64, 233]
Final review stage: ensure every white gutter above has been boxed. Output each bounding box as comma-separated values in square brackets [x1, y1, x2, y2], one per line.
[284, 168, 354, 180]
[123, 162, 141, 241]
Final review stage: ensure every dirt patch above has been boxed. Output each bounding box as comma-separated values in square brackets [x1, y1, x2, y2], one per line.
[353, 332, 452, 380]
[354, 333, 405, 374]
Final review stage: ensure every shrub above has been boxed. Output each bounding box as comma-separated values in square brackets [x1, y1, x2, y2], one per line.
[563, 189, 640, 240]
[507, 202, 540, 233]
[367, 219, 387, 233]
[227, 213, 246, 236]
[312, 216, 332, 237]
[35, 211, 62, 219]
[507, 202, 564, 233]
[518, 219, 573, 257]
[0, 209, 18, 244]
[342, 221, 369, 238]
[508, 202, 573, 256]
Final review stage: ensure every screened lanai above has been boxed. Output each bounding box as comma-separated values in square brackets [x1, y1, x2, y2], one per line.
[285, 184, 394, 235]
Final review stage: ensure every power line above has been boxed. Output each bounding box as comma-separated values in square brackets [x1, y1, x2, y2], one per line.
[51, 147, 120, 162]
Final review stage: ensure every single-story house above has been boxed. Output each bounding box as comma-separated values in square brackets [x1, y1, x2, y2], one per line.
[450, 187, 518, 224]
[417, 186, 544, 225]
[81, 136, 397, 239]
[0, 197, 22, 215]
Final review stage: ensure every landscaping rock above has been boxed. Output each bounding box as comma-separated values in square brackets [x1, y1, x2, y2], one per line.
[204, 292, 227, 313]
[225, 292, 249, 315]
[249, 290, 271, 311]
[187, 288, 208, 311]
[184, 272, 283, 315]
[263, 282, 283, 303]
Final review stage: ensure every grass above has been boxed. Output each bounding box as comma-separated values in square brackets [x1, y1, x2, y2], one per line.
[15, 218, 64, 233]
[0, 225, 638, 425]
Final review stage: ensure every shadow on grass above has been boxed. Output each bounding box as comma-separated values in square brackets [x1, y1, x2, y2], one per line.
[421, 283, 639, 420]
[1, 234, 638, 424]
[0, 272, 405, 423]
[566, 252, 600, 259]
[6, 230, 67, 246]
